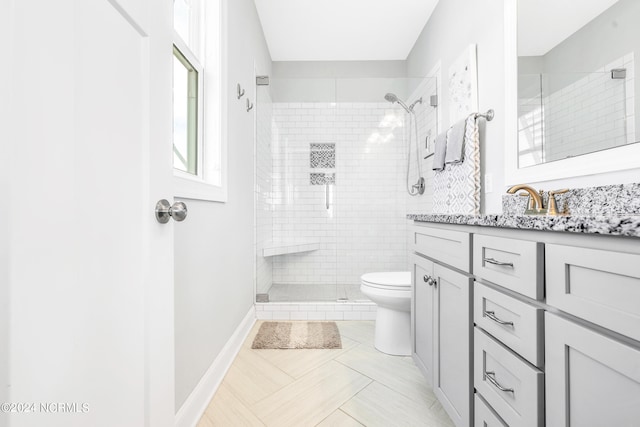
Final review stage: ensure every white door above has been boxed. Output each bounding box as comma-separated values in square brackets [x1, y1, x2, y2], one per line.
[3, 0, 175, 426]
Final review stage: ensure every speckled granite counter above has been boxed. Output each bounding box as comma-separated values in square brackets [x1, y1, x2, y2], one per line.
[410, 183, 640, 238]
[407, 213, 640, 238]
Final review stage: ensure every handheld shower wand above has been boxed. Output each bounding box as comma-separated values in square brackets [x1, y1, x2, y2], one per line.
[384, 93, 425, 196]
[384, 93, 411, 114]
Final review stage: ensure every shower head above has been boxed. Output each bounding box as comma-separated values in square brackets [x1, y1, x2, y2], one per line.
[384, 93, 398, 103]
[384, 92, 411, 113]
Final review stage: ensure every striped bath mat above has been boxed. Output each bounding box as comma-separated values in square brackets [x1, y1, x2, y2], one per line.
[251, 321, 342, 349]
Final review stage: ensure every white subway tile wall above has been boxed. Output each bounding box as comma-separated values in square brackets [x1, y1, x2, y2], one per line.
[271, 102, 408, 288]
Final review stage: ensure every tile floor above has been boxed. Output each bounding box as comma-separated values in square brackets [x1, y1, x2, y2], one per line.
[197, 321, 454, 427]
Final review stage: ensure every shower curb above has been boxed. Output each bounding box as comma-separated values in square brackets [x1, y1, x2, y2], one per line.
[255, 301, 377, 321]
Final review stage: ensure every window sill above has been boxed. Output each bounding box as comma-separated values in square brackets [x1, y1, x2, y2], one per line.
[173, 173, 227, 202]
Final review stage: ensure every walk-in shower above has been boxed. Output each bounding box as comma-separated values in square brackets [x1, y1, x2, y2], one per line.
[255, 76, 438, 304]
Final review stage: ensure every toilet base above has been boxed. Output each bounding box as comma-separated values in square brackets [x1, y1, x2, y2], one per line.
[374, 306, 411, 356]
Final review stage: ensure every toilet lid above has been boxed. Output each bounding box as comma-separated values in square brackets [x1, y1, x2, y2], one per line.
[361, 272, 411, 289]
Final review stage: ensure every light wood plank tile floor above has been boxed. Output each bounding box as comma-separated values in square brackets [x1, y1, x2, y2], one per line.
[198, 321, 455, 427]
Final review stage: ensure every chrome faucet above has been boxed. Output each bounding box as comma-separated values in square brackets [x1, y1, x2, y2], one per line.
[506, 184, 546, 214]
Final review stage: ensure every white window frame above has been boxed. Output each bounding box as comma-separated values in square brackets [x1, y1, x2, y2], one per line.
[173, 41, 203, 177]
[173, 0, 227, 202]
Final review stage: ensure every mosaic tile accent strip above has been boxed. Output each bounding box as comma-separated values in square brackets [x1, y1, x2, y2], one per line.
[310, 143, 336, 169]
[502, 183, 640, 217]
[310, 173, 336, 185]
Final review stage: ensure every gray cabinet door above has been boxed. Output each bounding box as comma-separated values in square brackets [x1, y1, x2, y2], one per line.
[412, 255, 435, 384]
[434, 264, 473, 427]
[546, 313, 640, 427]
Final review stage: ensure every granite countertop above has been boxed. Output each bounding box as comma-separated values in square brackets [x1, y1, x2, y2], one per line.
[406, 213, 640, 238]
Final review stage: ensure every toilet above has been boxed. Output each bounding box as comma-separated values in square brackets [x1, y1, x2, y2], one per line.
[360, 271, 412, 356]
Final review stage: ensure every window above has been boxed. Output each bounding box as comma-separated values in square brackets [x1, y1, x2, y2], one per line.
[172, 0, 226, 201]
[173, 46, 199, 175]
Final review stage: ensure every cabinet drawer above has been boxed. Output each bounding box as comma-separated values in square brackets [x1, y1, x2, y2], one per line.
[475, 328, 544, 427]
[473, 234, 543, 300]
[546, 244, 640, 342]
[475, 394, 507, 427]
[412, 225, 471, 272]
[474, 282, 544, 367]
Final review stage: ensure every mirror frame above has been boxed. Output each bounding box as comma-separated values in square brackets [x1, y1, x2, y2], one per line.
[504, 0, 640, 185]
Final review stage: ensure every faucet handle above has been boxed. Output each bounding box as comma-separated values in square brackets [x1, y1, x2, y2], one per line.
[548, 189, 570, 216]
[549, 188, 569, 196]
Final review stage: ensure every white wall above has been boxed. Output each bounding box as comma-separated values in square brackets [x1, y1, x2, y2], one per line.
[272, 61, 414, 103]
[0, 1, 9, 420]
[173, 0, 272, 410]
[273, 60, 407, 78]
[407, 0, 506, 213]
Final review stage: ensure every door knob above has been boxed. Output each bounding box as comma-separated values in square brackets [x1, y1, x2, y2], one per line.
[155, 199, 188, 223]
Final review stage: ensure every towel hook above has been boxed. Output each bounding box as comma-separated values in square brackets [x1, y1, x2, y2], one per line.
[246, 98, 254, 112]
[237, 83, 245, 99]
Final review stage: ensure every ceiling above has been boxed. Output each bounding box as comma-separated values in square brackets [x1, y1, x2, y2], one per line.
[518, 0, 619, 56]
[253, 0, 440, 61]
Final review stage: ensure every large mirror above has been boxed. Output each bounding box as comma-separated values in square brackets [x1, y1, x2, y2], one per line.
[505, 0, 640, 182]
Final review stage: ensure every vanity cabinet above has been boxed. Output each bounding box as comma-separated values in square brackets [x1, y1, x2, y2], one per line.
[412, 221, 640, 427]
[411, 227, 473, 427]
[545, 313, 640, 427]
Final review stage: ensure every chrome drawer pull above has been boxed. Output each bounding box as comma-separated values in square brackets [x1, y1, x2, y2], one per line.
[484, 310, 514, 326]
[484, 371, 514, 393]
[483, 257, 514, 268]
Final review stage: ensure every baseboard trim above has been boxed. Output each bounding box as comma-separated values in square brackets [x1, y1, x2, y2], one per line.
[175, 306, 256, 427]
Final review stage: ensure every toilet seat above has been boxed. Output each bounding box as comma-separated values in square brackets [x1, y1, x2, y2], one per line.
[361, 272, 411, 290]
